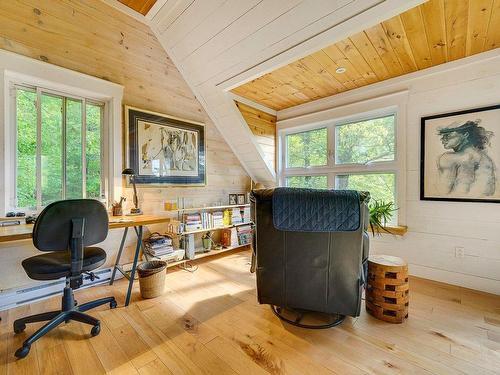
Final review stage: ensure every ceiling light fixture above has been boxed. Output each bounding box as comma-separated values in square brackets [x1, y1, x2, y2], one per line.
[335, 67, 347, 74]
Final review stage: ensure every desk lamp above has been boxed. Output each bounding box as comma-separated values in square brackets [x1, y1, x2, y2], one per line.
[122, 168, 142, 215]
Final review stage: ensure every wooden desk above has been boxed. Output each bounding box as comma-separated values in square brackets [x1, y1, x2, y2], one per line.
[0, 214, 172, 306]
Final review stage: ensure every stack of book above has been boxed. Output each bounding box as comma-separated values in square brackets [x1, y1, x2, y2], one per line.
[242, 206, 251, 223]
[144, 236, 174, 257]
[237, 225, 253, 245]
[231, 207, 242, 224]
[184, 213, 202, 231]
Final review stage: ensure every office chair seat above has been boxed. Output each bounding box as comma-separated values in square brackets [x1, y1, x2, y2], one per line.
[22, 247, 106, 281]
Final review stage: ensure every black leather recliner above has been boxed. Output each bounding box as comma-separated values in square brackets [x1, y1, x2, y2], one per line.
[250, 188, 370, 328]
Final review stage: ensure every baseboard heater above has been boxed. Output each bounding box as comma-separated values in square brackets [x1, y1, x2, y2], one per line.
[0, 267, 120, 312]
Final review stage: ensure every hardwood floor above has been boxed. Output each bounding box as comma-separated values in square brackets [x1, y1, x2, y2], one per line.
[1, 249, 500, 374]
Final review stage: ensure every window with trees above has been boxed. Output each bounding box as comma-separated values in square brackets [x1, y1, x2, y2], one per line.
[281, 113, 397, 206]
[14, 85, 104, 210]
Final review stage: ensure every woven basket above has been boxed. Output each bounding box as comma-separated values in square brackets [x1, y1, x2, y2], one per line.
[137, 261, 167, 299]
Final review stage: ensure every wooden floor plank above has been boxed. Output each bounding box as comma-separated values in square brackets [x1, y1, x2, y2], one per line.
[2, 250, 500, 375]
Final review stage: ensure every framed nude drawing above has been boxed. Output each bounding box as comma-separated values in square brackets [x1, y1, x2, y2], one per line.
[420, 104, 500, 203]
[125, 106, 206, 185]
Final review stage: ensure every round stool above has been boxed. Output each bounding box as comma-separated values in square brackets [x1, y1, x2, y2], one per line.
[365, 255, 409, 323]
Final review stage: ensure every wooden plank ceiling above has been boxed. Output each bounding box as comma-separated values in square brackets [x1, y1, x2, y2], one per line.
[118, 0, 157, 15]
[232, 0, 500, 111]
[235, 102, 277, 171]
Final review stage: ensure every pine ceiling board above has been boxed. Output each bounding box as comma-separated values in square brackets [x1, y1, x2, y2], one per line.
[485, 0, 500, 50]
[335, 38, 379, 84]
[232, 0, 500, 111]
[467, 0, 494, 55]
[399, 6, 433, 69]
[364, 24, 405, 77]
[382, 16, 418, 73]
[445, 0, 469, 61]
[321, 45, 370, 87]
[420, 0, 447, 65]
[349, 31, 392, 81]
[118, 0, 157, 15]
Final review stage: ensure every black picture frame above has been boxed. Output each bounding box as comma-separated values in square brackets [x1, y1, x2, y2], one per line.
[125, 106, 206, 185]
[229, 194, 237, 205]
[237, 194, 246, 205]
[420, 104, 500, 203]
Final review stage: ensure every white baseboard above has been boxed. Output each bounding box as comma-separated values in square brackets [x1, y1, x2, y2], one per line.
[409, 264, 500, 295]
[0, 267, 119, 311]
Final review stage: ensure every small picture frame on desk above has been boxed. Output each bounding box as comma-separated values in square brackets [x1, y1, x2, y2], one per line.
[229, 194, 238, 205]
[237, 194, 246, 205]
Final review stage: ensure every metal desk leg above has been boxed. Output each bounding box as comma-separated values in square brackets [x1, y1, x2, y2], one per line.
[110, 227, 129, 285]
[125, 225, 143, 307]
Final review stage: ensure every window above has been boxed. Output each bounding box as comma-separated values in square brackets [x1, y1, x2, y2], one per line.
[14, 85, 104, 209]
[280, 112, 399, 210]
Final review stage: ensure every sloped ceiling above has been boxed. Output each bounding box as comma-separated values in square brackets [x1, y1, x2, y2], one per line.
[143, 0, 426, 186]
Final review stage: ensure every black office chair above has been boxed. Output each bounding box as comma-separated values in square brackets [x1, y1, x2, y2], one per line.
[13, 199, 117, 359]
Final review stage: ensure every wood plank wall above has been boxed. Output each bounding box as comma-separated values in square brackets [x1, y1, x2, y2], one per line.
[0, 0, 249, 290]
[235, 101, 276, 172]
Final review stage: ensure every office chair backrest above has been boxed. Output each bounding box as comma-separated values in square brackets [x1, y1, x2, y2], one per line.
[33, 199, 109, 251]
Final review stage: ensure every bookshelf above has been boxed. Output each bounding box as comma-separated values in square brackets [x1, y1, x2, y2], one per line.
[159, 202, 253, 269]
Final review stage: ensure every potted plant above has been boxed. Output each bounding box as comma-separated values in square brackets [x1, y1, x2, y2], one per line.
[368, 200, 398, 236]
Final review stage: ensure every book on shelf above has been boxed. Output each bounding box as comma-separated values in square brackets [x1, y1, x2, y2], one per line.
[231, 207, 242, 224]
[237, 224, 253, 245]
[242, 206, 251, 223]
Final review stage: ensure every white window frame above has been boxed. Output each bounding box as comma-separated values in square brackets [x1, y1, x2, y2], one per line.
[12, 84, 107, 211]
[0, 49, 124, 214]
[277, 92, 407, 226]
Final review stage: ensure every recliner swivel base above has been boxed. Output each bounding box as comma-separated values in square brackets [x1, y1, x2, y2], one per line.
[13, 286, 116, 359]
[271, 305, 345, 329]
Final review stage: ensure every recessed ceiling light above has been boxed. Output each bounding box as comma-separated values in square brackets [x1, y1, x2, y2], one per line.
[335, 67, 347, 74]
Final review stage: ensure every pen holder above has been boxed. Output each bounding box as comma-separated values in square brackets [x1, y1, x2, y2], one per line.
[112, 206, 123, 216]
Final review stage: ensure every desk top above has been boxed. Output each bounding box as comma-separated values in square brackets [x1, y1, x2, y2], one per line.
[0, 214, 172, 243]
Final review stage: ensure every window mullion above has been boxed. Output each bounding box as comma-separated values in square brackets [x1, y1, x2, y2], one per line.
[82, 99, 87, 198]
[35, 88, 42, 211]
[62, 97, 67, 200]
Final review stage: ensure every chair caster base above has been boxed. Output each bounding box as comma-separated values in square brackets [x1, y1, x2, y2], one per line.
[15, 344, 31, 359]
[91, 324, 100, 337]
[271, 305, 345, 329]
[13, 322, 26, 334]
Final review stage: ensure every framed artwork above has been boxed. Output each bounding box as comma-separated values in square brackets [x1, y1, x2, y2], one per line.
[229, 194, 237, 205]
[421, 104, 500, 202]
[237, 194, 246, 205]
[125, 106, 205, 185]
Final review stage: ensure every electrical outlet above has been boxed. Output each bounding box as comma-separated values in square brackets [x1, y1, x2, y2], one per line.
[455, 247, 465, 258]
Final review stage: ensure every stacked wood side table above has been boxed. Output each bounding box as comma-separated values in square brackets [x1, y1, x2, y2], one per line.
[366, 255, 409, 323]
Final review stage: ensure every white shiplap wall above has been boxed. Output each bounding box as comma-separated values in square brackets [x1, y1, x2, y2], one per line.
[278, 50, 500, 295]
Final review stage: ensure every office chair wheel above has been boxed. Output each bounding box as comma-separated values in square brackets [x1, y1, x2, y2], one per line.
[110, 300, 117, 309]
[13, 322, 26, 334]
[14, 344, 30, 359]
[91, 324, 100, 337]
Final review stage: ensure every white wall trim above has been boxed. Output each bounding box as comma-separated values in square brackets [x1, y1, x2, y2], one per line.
[0, 49, 124, 213]
[145, 0, 169, 21]
[228, 93, 277, 116]
[278, 48, 500, 121]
